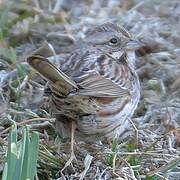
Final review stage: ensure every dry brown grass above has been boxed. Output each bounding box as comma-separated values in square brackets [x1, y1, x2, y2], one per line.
[0, 0, 180, 179]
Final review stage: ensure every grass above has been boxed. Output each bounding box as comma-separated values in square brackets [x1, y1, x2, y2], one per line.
[106, 138, 119, 167]
[0, 0, 180, 179]
[2, 124, 39, 180]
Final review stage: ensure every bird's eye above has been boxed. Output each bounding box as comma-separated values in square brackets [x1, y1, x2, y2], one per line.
[109, 38, 118, 45]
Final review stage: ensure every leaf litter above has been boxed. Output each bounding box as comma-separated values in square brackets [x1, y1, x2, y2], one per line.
[0, 0, 180, 179]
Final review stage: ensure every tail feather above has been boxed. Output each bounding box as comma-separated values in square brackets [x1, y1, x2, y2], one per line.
[27, 55, 78, 96]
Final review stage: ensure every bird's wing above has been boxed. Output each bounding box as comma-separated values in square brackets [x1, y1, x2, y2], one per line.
[28, 52, 132, 98]
[70, 53, 132, 97]
[73, 73, 129, 97]
[27, 55, 78, 96]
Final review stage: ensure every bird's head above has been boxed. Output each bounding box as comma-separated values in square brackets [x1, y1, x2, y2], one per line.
[83, 22, 141, 60]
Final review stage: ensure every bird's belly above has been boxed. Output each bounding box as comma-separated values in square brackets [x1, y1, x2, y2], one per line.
[52, 89, 140, 141]
[76, 91, 140, 140]
[76, 97, 130, 133]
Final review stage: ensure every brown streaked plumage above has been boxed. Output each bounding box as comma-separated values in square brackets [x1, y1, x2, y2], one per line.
[27, 22, 141, 142]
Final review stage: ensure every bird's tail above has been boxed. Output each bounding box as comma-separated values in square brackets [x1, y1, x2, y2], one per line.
[27, 55, 78, 96]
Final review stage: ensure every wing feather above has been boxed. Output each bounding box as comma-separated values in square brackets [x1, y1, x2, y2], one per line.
[27, 51, 132, 98]
[67, 53, 132, 97]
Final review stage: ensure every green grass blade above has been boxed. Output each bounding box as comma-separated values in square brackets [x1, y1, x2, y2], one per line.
[3, 125, 40, 180]
[2, 163, 8, 180]
[6, 124, 18, 180]
[20, 126, 30, 180]
[13, 126, 29, 180]
[27, 132, 39, 180]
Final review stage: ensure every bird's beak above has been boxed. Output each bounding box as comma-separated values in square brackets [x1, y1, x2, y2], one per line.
[126, 39, 143, 50]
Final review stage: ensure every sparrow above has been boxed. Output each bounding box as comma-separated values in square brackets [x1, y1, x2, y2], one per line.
[27, 22, 141, 144]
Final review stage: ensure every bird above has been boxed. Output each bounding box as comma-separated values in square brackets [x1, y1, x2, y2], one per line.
[27, 22, 141, 161]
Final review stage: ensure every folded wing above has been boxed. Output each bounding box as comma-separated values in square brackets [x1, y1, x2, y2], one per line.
[27, 53, 131, 98]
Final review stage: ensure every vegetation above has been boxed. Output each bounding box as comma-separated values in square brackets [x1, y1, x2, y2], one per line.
[0, 0, 179, 179]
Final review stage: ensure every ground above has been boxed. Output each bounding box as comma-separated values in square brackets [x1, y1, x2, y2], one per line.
[0, 0, 180, 179]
